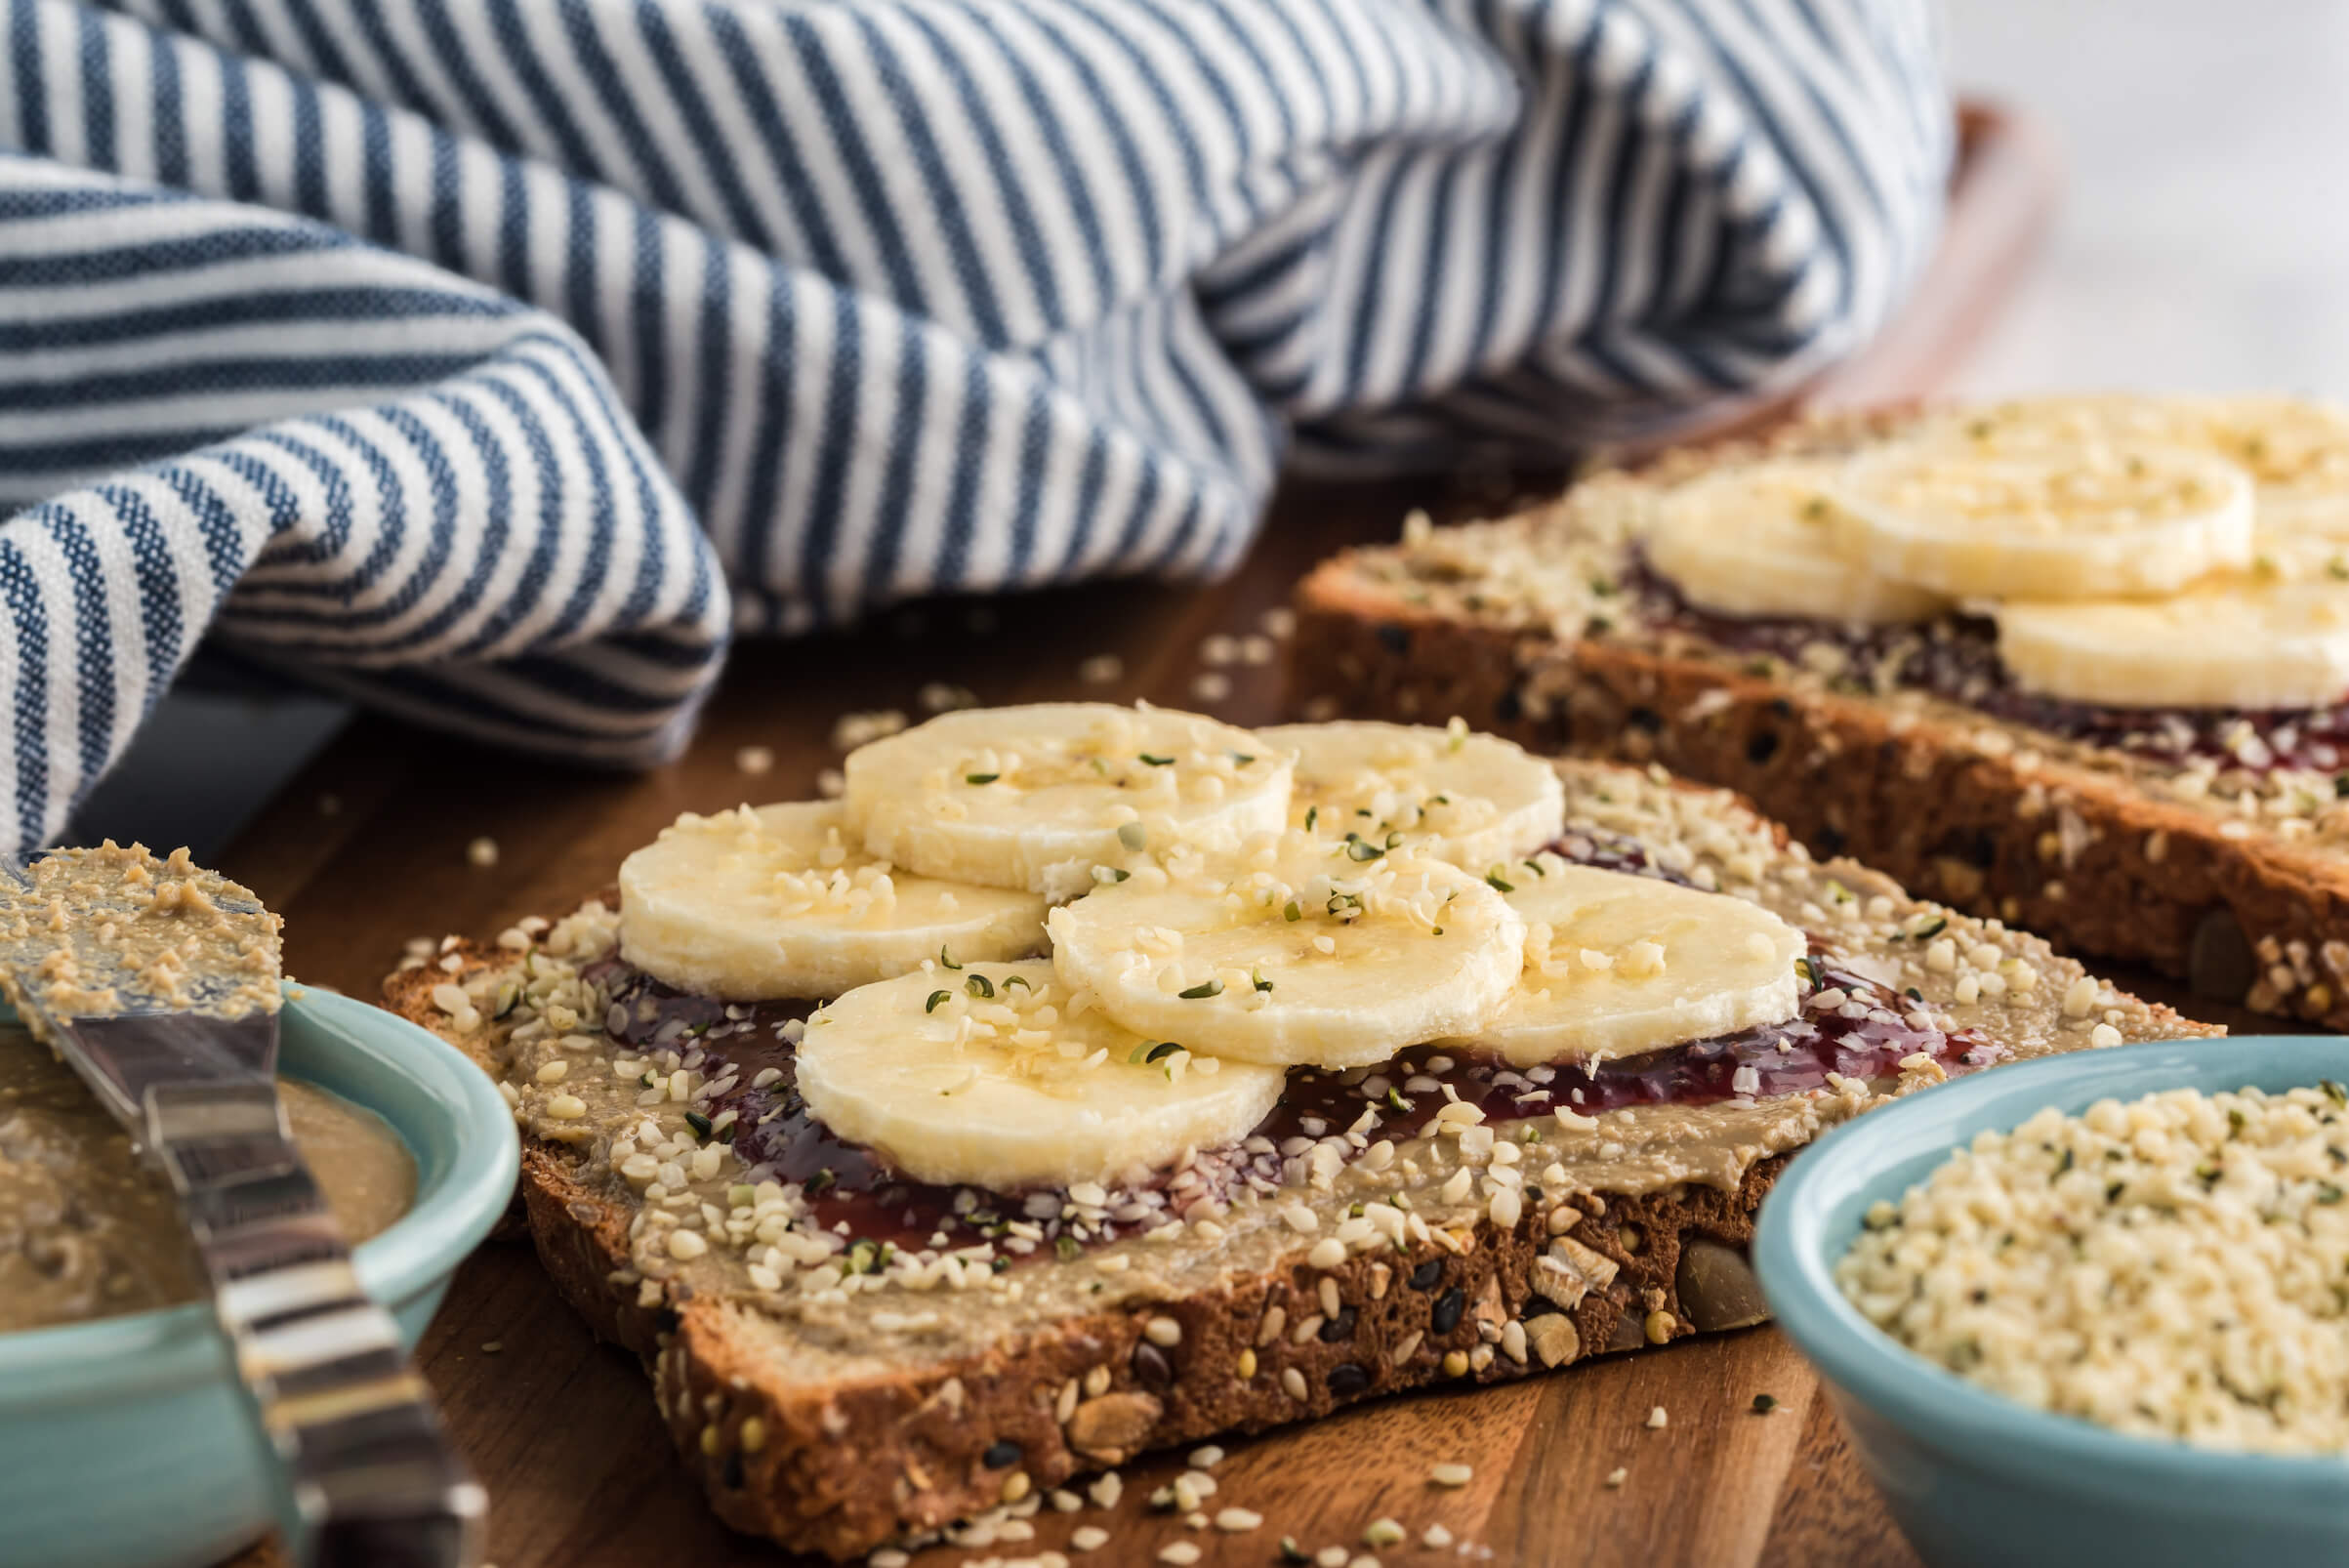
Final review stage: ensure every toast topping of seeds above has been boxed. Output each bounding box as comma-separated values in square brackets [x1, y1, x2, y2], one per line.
[429, 722, 2191, 1341]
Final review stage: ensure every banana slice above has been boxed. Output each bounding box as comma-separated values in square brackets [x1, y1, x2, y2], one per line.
[1468, 860, 1804, 1067]
[1046, 834, 1523, 1069]
[1829, 440, 2253, 599]
[1644, 460, 1948, 623]
[844, 703, 1292, 900]
[618, 803, 1047, 1000]
[1927, 391, 2349, 494]
[794, 960, 1286, 1190]
[1994, 578, 2349, 709]
[1916, 392, 2349, 580]
[1257, 720, 1566, 873]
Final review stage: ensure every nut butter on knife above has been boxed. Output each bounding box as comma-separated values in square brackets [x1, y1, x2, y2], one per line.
[0, 843, 483, 1568]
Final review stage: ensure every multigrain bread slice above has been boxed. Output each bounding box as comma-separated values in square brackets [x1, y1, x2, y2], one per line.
[1292, 420, 2349, 1032]
[383, 760, 2214, 1561]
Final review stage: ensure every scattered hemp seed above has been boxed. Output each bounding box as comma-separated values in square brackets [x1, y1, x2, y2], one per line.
[828, 709, 907, 750]
[466, 836, 499, 868]
[1751, 1393, 1779, 1415]
[1078, 653, 1124, 684]
[1603, 1466, 1628, 1489]
[1646, 1405, 1669, 1429]
[919, 681, 976, 712]
[1428, 1462, 1473, 1488]
[1362, 1517, 1406, 1547]
[734, 744, 774, 774]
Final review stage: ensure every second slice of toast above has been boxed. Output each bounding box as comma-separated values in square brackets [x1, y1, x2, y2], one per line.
[1293, 422, 2349, 1033]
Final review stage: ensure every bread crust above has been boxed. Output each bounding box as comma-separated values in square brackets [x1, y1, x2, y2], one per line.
[1292, 556, 2349, 1031]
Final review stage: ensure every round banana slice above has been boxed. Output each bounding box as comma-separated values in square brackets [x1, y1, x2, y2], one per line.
[1257, 720, 1566, 873]
[1994, 578, 2349, 709]
[844, 703, 1292, 900]
[1926, 391, 2349, 495]
[618, 803, 1047, 1000]
[1046, 835, 1524, 1069]
[1469, 861, 1805, 1067]
[1644, 460, 1948, 623]
[1829, 440, 2253, 599]
[1916, 392, 2349, 580]
[794, 960, 1286, 1190]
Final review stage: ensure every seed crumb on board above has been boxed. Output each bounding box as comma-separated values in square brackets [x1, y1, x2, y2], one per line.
[1428, 1462, 1473, 1487]
[734, 745, 774, 774]
[1079, 653, 1124, 684]
[1646, 1405, 1668, 1429]
[1603, 1466, 1628, 1489]
[830, 709, 907, 751]
[466, 835, 499, 867]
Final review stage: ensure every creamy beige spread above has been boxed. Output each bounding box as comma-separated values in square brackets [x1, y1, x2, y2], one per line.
[0, 1025, 413, 1333]
[0, 842, 282, 1019]
[427, 763, 2206, 1366]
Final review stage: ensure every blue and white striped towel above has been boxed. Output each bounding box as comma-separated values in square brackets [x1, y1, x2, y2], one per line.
[0, 0, 1949, 851]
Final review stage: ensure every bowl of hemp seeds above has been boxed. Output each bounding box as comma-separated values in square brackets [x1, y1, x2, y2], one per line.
[1753, 1033, 2349, 1568]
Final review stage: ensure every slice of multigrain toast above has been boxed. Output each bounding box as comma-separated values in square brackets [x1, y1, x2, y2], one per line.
[384, 760, 2214, 1561]
[1293, 420, 2349, 1032]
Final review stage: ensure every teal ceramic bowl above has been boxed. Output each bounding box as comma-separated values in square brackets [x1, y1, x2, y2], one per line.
[1755, 1035, 2349, 1568]
[0, 989, 517, 1568]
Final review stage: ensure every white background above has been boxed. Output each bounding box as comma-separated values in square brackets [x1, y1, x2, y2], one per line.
[1945, 0, 2349, 398]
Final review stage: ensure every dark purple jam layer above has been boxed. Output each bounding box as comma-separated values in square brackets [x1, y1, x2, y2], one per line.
[585, 924, 1992, 1264]
[1632, 559, 2349, 775]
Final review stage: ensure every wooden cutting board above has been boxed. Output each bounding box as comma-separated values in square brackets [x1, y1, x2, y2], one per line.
[214, 102, 2080, 1568]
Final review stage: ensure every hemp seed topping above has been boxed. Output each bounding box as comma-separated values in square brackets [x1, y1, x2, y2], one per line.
[1841, 1084, 2349, 1454]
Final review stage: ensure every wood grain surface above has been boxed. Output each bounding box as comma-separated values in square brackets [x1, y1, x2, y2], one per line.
[207, 103, 2089, 1568]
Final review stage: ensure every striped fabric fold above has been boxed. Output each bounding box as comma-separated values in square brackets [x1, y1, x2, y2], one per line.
[0, 0, 1949, 849]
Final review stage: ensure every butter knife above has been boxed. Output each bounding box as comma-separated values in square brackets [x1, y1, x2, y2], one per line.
[0, 845, 484, 1568]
